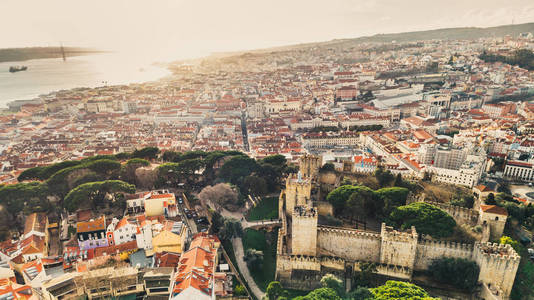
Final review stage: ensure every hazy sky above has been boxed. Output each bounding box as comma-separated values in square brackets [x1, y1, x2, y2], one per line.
[2, 0, 534, 61]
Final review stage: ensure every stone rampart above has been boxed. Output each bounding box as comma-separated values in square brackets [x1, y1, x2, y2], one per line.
[317, 226, 381, 262]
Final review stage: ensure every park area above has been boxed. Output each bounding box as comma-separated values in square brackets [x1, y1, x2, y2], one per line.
[242, 228, 278, 291]
[246, 196, 279, 221]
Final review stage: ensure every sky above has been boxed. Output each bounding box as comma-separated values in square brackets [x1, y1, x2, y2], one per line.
[1, 0, 534, 61]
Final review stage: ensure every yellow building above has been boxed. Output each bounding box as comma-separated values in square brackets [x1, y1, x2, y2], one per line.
[152, 221, 188, 254]
[144, 192, 177, 217]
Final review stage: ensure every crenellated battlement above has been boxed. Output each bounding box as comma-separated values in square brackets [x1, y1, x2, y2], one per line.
[292, 205, 317, 218]
[381, 223, 418, 243]
[281, 254, 321, 265]
[277, 165, 520, 298]
[299, 154, 322, 179]
[427, 200, 479, 222]
[374, 263, 413, 279]
[277, 228, 285, 255]
[286, 173, 313, 185]
[418, 237, 474, 252]
[474, 242, 521, 262]
[318, 226, 381, 240]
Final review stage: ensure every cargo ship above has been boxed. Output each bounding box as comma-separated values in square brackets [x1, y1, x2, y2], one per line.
[9, 66, 28, 73]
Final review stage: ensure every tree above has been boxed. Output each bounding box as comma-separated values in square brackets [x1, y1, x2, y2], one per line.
[162, 151, 181, 162]
[45, 159, 122, 197]
[243, 248, 263, 271]
[242, 175, 268, 196]
[376, 187, 410, 217]
[320, 163, 336, 172]
[18, 160, 82, 181]
[347, 186, 377, 217]
[256, 162, 283, 192]
[294, 288, 342, 300]
[347, 287, 374, 300]
[218, 155, 258, 184]
[122, 158, 150, 185]
[266, 281, 287, 300]
[132, 147, 159, 160]
[198, 183, 239, 211]
[114, 152, 131, 160]
[63, 180, 135, 212]
[0, 182, 49, 215]
[374, 166, 394, 187]
[234, 284, 246, 296]
[218, 218, 243, 240]
[389, 202, 456, 238]
[500, 236, 521, 253]
[486, 193, 496, 205]
[326, 185, 359, 214]
[261, 154, 287, 167]
[428, 257, 480, 291]
[393, 173, 403, 187]
[17, 166, 46, 181]
[354, 262, 377, 287]
[371, 280, 438, 300]
[156, 159, 205, 186]
[320, 274, 344, 297]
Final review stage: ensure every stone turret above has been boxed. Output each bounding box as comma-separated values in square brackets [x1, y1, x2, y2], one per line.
[299, 154, 322, 179]
[478, 205, 508, 241]
[291, 205, 318, 256]
[473, 242, 520, 298]
[379, 223, 418, 269]
[282, 173, 312, 216]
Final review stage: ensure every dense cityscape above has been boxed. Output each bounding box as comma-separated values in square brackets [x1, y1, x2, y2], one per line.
[1, 24, 534, 300]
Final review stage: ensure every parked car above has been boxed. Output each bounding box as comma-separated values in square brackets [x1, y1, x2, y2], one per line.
[195, 217, 209, 225]
[528, 248, 534, 260]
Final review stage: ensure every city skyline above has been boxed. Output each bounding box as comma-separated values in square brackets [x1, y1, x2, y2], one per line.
[2, 0, 534, 61]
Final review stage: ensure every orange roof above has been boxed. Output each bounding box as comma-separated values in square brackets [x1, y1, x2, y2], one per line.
[77, 216, 106, 233]
[23, 213, 47, 236]
[413, 129, 433, 141]
[93, 240, 138, 257]
[149, 193, 175, 199]
[115, 217, 131, 230]
[0, 280, 34, 299]
[475, 185, 492, 192]
[480, 205, 508, 216]
[171, 234, 219, 297]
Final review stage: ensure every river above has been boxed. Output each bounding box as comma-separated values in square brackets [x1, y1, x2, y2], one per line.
[0, 52, 174, 108]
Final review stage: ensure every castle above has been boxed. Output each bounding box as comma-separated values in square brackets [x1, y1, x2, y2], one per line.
[275, 155, 520, 300]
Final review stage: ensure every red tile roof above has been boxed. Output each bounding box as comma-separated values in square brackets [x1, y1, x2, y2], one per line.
[480, 205, 508, 216]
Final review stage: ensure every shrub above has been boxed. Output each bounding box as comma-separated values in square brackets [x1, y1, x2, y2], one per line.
[389, 202, 456, 238]
[428, 257, 480, 291]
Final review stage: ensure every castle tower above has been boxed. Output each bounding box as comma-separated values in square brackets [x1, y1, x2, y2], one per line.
[379, 223, 418, 269]
[473, 242, 520, 297]
[291, 205, 318, 256]
[299, 154, 322, 178]
[478, 205, 508, 241]
[283, 174, 312, 216]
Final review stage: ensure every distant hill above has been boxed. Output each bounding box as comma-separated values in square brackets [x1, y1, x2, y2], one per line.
[0, 47, 106, 63]
[212, 22, 534, 57]
[338, 22, 534, 45]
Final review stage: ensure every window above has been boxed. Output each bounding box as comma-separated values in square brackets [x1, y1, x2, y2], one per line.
[495, 217, 499, 221]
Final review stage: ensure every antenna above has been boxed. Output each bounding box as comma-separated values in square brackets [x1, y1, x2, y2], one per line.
[60, 43, 66, 62]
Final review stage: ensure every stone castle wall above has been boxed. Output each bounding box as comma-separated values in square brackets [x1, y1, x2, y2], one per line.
[278, 220, 520, 299]
[426, 200, 479, 226]
[291, 208, 318, 256]
[315, 201, 333, 216]
[277, 166, 519, 299]
[414, 239, 474, 270]
[473, 243, 520, 297]
[317, 226, 381, 262]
